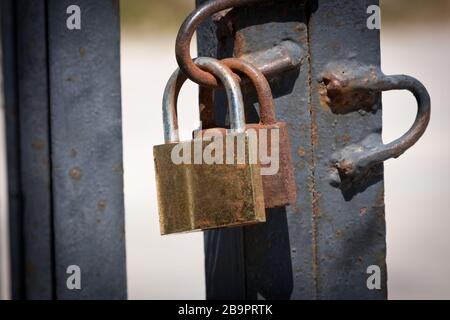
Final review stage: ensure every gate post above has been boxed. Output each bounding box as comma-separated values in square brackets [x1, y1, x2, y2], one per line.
[199, 0, 387, 300]
[1, 0, 127, 299]
[15, 0, 53, 299]
[1, 0, 25, 300]
[46, 0, 126, 300]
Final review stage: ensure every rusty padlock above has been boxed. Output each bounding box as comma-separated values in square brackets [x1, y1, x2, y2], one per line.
[153, 57, 266, 235]
[197, 58, 297, 208]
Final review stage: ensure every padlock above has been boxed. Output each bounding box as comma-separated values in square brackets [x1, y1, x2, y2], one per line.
[196, 58, 297, 208]
[153, 57, 266, 235]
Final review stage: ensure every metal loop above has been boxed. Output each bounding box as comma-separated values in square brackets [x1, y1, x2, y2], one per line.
[330, 70, 431, 183]
[162, 57, 246, 143]
[357, 74, 430, 165]
[175, 0, 266, 87]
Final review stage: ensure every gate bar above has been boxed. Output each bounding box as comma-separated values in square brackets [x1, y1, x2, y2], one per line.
[199, 0, 387, 299]
[1, 0, 127, 299]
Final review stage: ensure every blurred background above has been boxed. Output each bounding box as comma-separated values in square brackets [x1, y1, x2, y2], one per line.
[1, 0, 449, 300]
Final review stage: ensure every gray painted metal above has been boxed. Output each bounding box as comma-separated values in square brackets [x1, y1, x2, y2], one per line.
[199, 0, 387, 299]
[1, 0, 25, 300]
[308, 0, 386, 300]
[46, 0, 127, 299]
[2, 0, 127, 300]
[2, 0, 126, 300]
[15, 0, 53, 299]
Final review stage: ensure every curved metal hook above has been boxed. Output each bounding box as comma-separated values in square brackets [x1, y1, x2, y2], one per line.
[175, 0, 267, 87]
[328, 67, 431, 187]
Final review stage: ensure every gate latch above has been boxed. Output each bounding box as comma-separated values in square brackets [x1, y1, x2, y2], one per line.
[322, 63, 431, 189]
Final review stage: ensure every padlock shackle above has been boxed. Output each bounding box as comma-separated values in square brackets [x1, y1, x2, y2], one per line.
[221, 58, 277, 125]
[162, 57, 246, 143]
[197, 59, 277, 127]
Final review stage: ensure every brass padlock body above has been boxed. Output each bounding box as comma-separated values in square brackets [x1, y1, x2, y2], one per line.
[154, 132, 265, 235]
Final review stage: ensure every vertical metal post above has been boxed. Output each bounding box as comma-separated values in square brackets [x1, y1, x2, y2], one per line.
[308, 0, 386, 300]
[46, 0, 126, 299]
[1, 0, 25, 300]
[15, 0, 53, 299]
[199, 0, 386, 299]
[2, 0, 127, 299]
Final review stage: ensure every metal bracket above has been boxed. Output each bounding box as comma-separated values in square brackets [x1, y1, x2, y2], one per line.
[323, 63, 431, 189]
[238, 40, 304, 78]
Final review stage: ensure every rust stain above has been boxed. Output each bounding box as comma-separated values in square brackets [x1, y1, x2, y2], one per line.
[310, 108, 319, 146]
[320, 71, 378, 114]
[32, 139, 44, 151]
[69, 167, 82, 180]
[304, 30, 321, 298]
[97, 200, 107, 211]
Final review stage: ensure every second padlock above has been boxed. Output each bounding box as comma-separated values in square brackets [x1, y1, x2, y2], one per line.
[197, 58, 297, 209]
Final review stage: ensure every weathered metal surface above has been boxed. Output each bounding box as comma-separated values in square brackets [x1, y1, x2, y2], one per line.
[324, 66, 431, 189]
[157, 57, 265, 234]
[1, 0, 25, 300]
[308, 0, 387, 299]
[15, 0, 54, 299]
[46, 0, 127, 299]
[199, 0, 314, 299]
